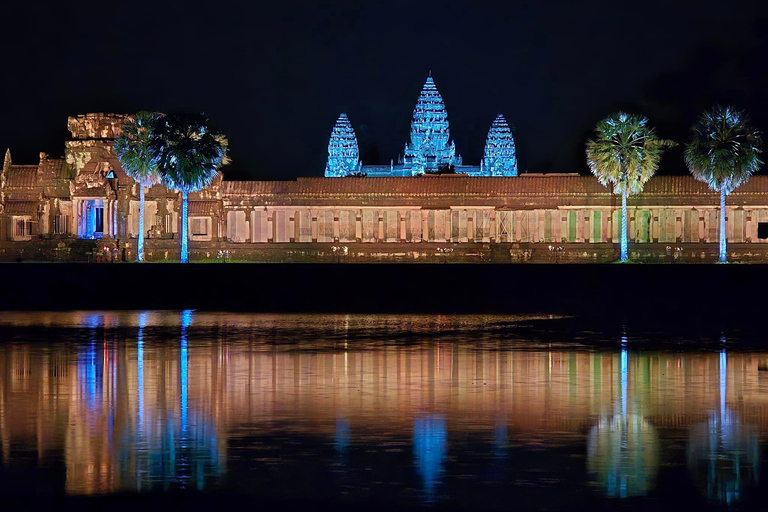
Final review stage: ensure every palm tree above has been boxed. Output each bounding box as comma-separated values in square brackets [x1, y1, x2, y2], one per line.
[150, 113, 229, 263]
[685, 106, 762, 263]
[114, 111, 162, 261]
[586, 113, 675, 262]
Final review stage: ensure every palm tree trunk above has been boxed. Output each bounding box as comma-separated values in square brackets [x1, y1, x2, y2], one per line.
[620, 189, 628, 262]
[719, 187, 727, 263]
[180, 190, 189, 263]
[137, 185, 145, 262]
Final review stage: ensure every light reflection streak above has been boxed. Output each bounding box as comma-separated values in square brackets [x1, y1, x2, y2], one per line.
[687, 347, 760, 505]
[413, 415, 447, 501]
[0, 313, 766, 501]
[586, 342, 659, 498]
[335, 418, 351, 453]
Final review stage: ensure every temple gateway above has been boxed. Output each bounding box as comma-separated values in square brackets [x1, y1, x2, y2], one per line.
[2, 78, 768, 262]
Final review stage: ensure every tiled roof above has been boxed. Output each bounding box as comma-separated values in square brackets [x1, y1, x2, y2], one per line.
[5, 201, 39, 214]
[222, 181, 293, 196]
[39, 159, 72, 179]
[220, 175, 768, 208]
[223, 175, 614, 197]
[189, 201, 218, 215]
[6, 166, 38, 188]
[44, 181, 72, 198]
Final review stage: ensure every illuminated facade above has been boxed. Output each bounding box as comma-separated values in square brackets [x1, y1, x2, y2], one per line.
[4, 112, 768, 262]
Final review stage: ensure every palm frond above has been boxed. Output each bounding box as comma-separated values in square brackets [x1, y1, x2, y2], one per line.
[685, 105, 763, 194]
[114, 111, 162, 187]
[586, 112, 675, 196]
[150, 113, 230, 193]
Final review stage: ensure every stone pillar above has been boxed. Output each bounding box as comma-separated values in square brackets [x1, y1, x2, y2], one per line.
[310, 210, 317, 242]
[333, 210, 340, 241]
[606, 211, 612, 243]
[355, 210, 362, 241]
[105, 200, 111, 237]
[490, 210, 496, 242]
[268, 210, 274, 243]
[399, 212, 406, 241]
[422, 211, 429, 241]
[76, 200, 82, 238]
[583, 210, 590, 243]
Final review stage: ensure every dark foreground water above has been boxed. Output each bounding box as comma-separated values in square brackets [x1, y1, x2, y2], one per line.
[1, 312, 767, 511]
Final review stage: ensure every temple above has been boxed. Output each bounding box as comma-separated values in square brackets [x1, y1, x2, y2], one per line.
[481, 114, 518, 176]
[3, 106, 768, 263]
[324, 113, 362, 177]
[324, 75, 517, 177]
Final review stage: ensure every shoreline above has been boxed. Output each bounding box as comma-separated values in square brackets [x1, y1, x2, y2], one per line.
[0, 263, 759, 321]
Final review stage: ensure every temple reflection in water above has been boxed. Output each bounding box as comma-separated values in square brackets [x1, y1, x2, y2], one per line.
[0, 312, 766, 504]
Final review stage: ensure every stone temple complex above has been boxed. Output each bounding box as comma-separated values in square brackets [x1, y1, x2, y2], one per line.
[325, 75, 518, 177]
[3, 81, 768, 262]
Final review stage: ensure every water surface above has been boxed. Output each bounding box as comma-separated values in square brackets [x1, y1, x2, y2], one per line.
[0, 312, 766, 510]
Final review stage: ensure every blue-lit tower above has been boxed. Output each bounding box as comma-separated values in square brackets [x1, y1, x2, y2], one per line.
[403, 75, 461, 175]
[481, 114, 518, 176]
[324, 113, 362, 177]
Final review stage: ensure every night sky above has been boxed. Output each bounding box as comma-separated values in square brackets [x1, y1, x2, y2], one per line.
[2, 1, 768, 180]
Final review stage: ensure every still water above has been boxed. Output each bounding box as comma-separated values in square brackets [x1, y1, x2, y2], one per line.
[0, 312, 766, 509]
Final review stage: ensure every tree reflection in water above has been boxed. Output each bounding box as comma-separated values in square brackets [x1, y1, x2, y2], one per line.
[687, 349, 760, 505]
[109, 310, 224, 493]
[6, 313, 768, 504]
[587, 346, 660, 498]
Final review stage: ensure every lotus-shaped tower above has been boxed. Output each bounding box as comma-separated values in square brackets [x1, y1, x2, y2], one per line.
[324, 113, 362, 177]
[481, 114, 518, 176]
[402, 75, 461, 175]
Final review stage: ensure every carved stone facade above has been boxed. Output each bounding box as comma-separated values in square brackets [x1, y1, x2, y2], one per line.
[3, 112, 768, 262]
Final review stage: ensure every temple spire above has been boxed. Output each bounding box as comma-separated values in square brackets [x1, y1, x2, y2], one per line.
[481, 114, 518, 176]
[3, 149, 11, 171]
[324, 113, 361, 177]
[403, 75, 461, 175]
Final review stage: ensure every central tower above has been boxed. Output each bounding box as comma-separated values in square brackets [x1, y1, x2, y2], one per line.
[402, 75, 461, 175]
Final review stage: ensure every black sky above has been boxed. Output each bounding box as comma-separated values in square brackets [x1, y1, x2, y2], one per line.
[2, 0, 768, 180]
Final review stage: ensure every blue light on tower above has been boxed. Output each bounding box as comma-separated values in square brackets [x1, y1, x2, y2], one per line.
[481, 114, 518, 176]
[322, 76, 520, 177]
[324, 113, 362, 177]
[403, 75, 461, 175]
